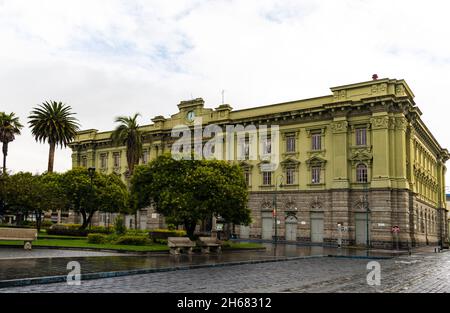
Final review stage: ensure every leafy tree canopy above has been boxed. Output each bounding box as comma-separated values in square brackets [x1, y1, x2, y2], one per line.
[131, 154, 251, 238]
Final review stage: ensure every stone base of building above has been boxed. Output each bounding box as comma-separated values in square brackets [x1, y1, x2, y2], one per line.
[237, 188, 447, 249]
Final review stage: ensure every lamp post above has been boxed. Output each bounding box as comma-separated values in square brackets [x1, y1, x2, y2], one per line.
[272, 174, 284, 247]
[88, 167, 96, 229]
[364, 182, 370, 254]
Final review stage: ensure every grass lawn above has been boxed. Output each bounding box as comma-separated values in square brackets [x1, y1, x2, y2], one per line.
[223, 241, 265, 250]
[0, 236, 264, 253]
[0, 239, 169, 252]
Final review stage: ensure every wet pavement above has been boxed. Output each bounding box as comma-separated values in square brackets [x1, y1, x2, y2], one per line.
[0, 242, 403, 282]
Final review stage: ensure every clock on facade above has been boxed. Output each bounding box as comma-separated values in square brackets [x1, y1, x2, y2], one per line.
[186, 110, 196, 122]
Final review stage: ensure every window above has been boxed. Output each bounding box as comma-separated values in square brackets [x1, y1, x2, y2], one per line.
[142, 150, 149, 164]
[81, 156, 87, 168]
[100, 153, 107, 169]
[263, 138, 272, 154]
[286, 136, 296, 153]
[355, 128, 367, 146]
[244, 171, 251, 186]
[239, 139, 250, 159]
[311, 166, 321, 184]
[113, 152, 120, 168]
[356, 164, 368, 183]
[286, 168, 295, 185]
[311, 133, 321, 151]
[262, 171, 272, 185]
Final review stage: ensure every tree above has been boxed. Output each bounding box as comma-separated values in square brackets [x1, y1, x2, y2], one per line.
[28, 101, 80, 173]
[131, 154, 251, 239]
[0, 112, 23, 175]
[3, 172, 36, 226]
[60, 168, 128, 229]
[111, 113, 143, 177]
[111, 113, 143, 228]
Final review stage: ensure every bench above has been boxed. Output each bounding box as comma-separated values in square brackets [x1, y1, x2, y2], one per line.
[197, 236, 222, 254]
[0, 228, 38, 250]
[168, 237, 195, 255]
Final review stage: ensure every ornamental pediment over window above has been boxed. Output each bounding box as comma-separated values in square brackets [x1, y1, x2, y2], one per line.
[349, 147, 373, 166]
[305, 156, 327, 167]
[238, 161, 253, 170]
[280, 158, 300, 169]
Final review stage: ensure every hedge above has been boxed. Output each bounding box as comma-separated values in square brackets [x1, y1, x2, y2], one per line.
[113, 235, 149, 246]
[149, 229, 186, 241]
[87, 233, 108, 244]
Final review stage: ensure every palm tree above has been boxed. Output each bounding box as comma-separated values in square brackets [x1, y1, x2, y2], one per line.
[28, 101, 80, 173]
[0, 112, 24, 175]
[111, 113, 143, 229]
[111, 113, 143, 177]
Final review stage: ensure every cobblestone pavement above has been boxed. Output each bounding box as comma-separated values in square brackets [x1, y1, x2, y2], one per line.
[1, 250, 449, 293]
[0, 248, 126, 259]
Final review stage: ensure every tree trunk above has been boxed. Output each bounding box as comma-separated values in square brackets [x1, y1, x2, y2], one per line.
[35, 210, 42, 232]
[184, 221, 197, 240]
[79, 209, 88, 229]
[47, 142, 56, 173]
[2, 142, 8, 175]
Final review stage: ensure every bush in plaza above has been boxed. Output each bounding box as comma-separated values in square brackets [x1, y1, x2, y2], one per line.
[126, 229, 149, 236]
[88, 226, 114, 234]
[113, 235, 149, 246]
[114, 216, 126, 235]
[87, 233, 107, 244]
[149, 229, 186, 242]
[47, 224, 88, 237]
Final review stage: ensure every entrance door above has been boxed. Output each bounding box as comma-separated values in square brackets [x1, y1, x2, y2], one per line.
[355, 213, 370, 245]
[285, 216, 297, 241]
[261, 211, 273, 240]
[240, 225, 250, 239]
[310, 212, 324, 243]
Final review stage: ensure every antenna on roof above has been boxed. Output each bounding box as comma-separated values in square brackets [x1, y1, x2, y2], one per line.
[221, 89, 225, 104]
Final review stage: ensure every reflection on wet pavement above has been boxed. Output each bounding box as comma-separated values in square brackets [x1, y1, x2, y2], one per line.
[0, 242, 399, 281]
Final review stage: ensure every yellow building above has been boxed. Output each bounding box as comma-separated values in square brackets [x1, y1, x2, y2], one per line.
[69, 77, 449, 248]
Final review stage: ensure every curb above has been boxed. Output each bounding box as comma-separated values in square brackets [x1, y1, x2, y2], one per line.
[0, 255, 323, 289]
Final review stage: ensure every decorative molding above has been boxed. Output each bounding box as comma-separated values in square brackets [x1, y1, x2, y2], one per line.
[370, 116, 389, 129]
[330, 120, 348, 133]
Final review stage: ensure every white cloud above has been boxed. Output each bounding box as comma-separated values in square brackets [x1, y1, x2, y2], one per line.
[0, 0, 450, 186]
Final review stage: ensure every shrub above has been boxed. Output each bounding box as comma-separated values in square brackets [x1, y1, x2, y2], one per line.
[87, 233, 107, 244]
[149, 229, 186, 242]
[153, 238, 168, 245]
[114, 235, 149, 246]
[114, 216, 126, 235]
[47, 224, 88, 237]
[0, 224, 33, 229]
[126, 229, 149, 236]
[88, 226, 114, 234]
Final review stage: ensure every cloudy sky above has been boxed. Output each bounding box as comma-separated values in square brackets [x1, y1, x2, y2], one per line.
[1, 0, 450, 187]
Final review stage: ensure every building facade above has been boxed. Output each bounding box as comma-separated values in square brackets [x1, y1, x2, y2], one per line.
[69, 78, 449, 248]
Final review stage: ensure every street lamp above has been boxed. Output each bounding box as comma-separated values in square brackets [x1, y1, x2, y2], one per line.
[88, 167, 96, 229]
[273, 174, 284, 247]
[364, 181, 370, 254]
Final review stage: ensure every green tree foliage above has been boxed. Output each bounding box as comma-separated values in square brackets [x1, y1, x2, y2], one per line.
[0, 112, 23, 175]
[60, 168, 128, 229]
[2, 172, 64, 231]
[131, 154, 251, 239]
[111, 113, 143, 177]
[28, 101, 80, 173]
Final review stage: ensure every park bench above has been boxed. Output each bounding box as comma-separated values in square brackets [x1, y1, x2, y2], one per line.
[197, 236, 222, 254]
[168, 237, 195, 255]
[0, 228, 38, 250]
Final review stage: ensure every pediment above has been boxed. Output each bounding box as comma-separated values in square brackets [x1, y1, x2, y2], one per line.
[305, 156, 327, 165]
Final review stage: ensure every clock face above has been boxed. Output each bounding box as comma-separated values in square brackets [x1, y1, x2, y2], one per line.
[186, 110, 195, 122]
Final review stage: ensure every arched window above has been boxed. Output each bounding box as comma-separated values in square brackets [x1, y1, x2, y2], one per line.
[356, 164, 368, 183]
